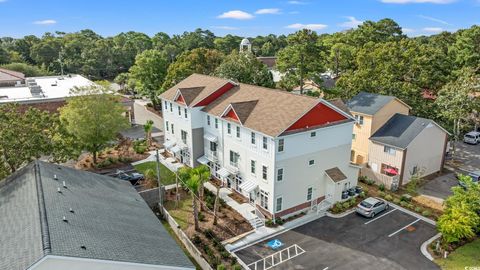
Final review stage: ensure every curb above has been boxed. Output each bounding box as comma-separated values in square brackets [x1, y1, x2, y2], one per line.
[389, 202, 436, 226]
[326, 209, 355, 218]
[421, 233, 441, 261]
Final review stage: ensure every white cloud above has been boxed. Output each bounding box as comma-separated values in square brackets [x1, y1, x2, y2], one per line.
[422, 27, 444, 32]
[286, 23, 327, 30]
[255, 8, 281, 15]
[287, 1, 307, 5]
[33, 19, 57, 25]
[402, 27, 415, 33]
[381, 0, 455, 3]
[213, 26, 239, 30]
[339, 16, 363, 28]
[217, 10, 254, 20]
[418, 15, 451, 25]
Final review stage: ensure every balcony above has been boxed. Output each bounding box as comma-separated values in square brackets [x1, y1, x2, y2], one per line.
[206, 150, 218, 161]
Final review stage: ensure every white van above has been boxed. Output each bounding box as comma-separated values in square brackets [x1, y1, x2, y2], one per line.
[463, 131, 480, 145]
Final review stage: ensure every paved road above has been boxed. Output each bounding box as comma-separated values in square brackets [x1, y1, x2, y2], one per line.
[419, 171, 456, 199]
[449, 142, 480, 172]
[236, 208, 438, 270]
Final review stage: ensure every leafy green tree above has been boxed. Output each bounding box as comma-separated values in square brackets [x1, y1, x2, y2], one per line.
[451, 26, 480, 69]
[174, 28, 215, 51]
[214, 50, 274, 88]
[1, 62, 51, 76]
[435, 68, 480, 157]
[214, 35, 242, 54]
[185, 171, 201, 231]
[59, 84, 129, 164]
[437, 175, 480, 244]
[128, 49, 169, 106]
[276, 29, 324, 94]
[0, 47, 10, 64]
[30, 33, 62, 71]
[192, 165, 210, 212]
[0, 104, 73, 177]
[152, 32, 171, 51]
[162, 48, 224, 89]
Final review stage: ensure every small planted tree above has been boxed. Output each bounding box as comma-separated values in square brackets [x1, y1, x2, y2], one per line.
[192, 165, 210, 212]
[144, 120, 154, 147]
[185, 173, 201, 231]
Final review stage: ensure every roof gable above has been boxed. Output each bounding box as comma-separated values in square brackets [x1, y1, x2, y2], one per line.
[283, 102, 348, 134]
[222, 100, 258, 124]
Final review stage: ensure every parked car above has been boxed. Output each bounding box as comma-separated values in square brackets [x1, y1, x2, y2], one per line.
[463, 131, 480, 144]
[115, 170, 144, 185]
[356, 197, 389, 218]
[458, 170, 480, 189]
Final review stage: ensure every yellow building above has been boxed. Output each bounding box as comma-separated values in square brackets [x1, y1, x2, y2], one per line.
[346, 92, 410, 165]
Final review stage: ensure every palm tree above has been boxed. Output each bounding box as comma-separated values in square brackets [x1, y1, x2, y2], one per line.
[213, 180, 222, 225]
[192, 165, 210, 212]
[144, 120, 154, 147]
[176, 167, 191, 209]
[185, 173, 201, 231]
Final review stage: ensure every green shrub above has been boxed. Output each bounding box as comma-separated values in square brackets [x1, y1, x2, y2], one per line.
[393, 198, 401, 204]
[342, 202, 350, 209]
[220, 251, 230, 259]
[359, 191, 366, 198]
[407, 203, 415, 210]
[203, 228, 216, 239]
[230, 256, 237, 265]
[400, 194, 412, 202]
[133, 139, 148, 154]
[379, 183, 385, 191]
[366, 178, 375, 185]
[358, 175, 368, 183]
[275, 217, 284, 225]
[265, 219, 275, 227]
[378, 191, 385, 198]
[384, 194, 393, 201]
[414, 207, 422, 213]
[400, 201, 409, 208]
[191, 234, 202, 245]
[232, 264, 241, 270]
[198, 212, 206, 222]
[217, 265, 226, 270]
[422, 210, 432, 217]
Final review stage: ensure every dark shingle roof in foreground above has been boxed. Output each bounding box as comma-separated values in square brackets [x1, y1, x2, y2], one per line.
[347, 91, 397, 115]
[370, 113, 443, 149]
[0, 161, 194, 270]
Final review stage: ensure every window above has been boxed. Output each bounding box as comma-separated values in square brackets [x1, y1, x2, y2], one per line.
[250, 160, 256, 174]
[207, 115, 211, 126]
[178, 106, 181, 116]
[227, 123, 231, 134]
[171, 123, 174, 134]
[251, 132, 256, 144]
[277, 168, 283, 181]
[166, 121, 169, 132]
[384, 146, 396, 155]
[262, 165, 267, 180]
[355, 115, 364, 125]
[184, 108, 188, 119]
[181, 130, 187, 144]
[308, 159, 315, 166]
[263, 136, 268, 150]
[209, 141, 217, 152]
[307, 187, 313, 201]
[260, 190, 269, 210]
[278, 139, 284, 152]
[310, 131, 316, 137]
[229, 151, 239, 167]
[236, 126, 240, 138]
[276, 197, 283, 212]
[352, 134, 356, 140]
[169, 103, 173, 112]
[164, 100, 167, 109]
[215, 118, 218, 129]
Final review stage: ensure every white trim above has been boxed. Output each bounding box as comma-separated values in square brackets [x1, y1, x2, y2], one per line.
[275, 195, 283, 213]
[279, 120, 353, 139]
[276, 167, 284, 182]
[27, 255, 194, 270]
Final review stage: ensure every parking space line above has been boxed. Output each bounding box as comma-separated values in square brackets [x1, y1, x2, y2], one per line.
[247, 244, 305, 270]
[364, 208, 397, 225]
[388, 219, 420, 237]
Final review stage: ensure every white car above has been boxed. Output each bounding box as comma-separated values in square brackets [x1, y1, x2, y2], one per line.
[463, 131, 480, 145]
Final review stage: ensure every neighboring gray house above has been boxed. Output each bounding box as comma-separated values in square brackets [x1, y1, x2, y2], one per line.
[0, 161, 194, 270]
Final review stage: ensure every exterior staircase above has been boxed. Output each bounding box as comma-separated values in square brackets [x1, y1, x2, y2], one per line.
[247, 205, 265, 229]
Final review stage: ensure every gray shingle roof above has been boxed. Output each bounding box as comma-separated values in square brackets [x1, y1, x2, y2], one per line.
[0, 161, 194, 270]
[346, 92, 396, 115]
[370, 113, 438, 149]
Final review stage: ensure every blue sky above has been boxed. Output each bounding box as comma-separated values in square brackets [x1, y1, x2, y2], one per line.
[0, 0, 478, 38]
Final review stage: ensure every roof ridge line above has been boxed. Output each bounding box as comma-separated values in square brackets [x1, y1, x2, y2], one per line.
[33, 160, 52, 255]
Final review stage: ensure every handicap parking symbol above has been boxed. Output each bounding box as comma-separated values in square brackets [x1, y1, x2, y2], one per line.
[266, 239, 284, 249]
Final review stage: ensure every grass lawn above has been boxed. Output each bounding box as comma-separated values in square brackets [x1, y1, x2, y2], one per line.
[134, 161, 177, 185]
[164, 195, 193, 230]
[435, 239, 480, 269]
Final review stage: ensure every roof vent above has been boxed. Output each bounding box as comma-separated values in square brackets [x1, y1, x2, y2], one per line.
[62, 216, 68, 223]
[69, 208, 74, 213]
[57, 187, 62, 193]
[53, 174, 58, 180]
[80, 245, 86, 250]
[62, 181, 67, 188]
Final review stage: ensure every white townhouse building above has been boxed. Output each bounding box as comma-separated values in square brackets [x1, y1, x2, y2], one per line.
[160, 74, 359, 219]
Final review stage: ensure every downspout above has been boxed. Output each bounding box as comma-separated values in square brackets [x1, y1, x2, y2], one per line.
[272, 136, 276, 224]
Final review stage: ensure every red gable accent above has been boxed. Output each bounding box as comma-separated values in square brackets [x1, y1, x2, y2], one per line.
[286, 103, 347, 132]
[223, 108, 240, 122]
[194, 82, 235, 107]
[175, 93, 185, 104]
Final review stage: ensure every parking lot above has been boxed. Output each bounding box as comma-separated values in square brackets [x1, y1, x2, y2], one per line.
[234, 206, 438, 270]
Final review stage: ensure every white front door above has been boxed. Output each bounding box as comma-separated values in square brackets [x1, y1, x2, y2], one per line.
[325, 181, 335, 203]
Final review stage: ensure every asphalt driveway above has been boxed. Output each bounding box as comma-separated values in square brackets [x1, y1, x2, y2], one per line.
[419, 171, 457, 199]
[235, 207, 438, 270]
[449, 142, 480, 172]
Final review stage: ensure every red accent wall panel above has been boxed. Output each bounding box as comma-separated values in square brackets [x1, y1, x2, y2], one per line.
[224, 108, 240, 121]
[286, 103, 347, 131]
[175, 94, 185, 104]
[194, 82, 235, 107]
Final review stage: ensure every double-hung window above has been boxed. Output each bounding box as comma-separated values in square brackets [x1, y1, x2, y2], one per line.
[215, 118, 218, 129]
[251, 132, 256, 145]
[181, 130, 187, 144]
[178, 106, 181, 116]
[229, 151, 239, 167]
[169, 103, 173, 112]
[384, 146, 396, 155]
[184, 108, 188, 119]
[207, 115, 211, 126]
[171, 123, 174, 134]
[355, 115, 364, 125]
[263, 136, 268, 150]
[166, 121, 169, 132]
[236, 126, 240, 138]
[262, 165, 267, 181]
[307, 187, 313, 201]
[250, 160, 256, 174]
[260, 190, 269, 210]
[276, 197, 283, 212]
[278, 139, 284, 152]
[277, 168, 283, 181]
[227, 123, 231, 135]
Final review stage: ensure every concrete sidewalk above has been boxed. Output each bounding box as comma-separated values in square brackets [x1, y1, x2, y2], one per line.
[204, 182, 257, 221]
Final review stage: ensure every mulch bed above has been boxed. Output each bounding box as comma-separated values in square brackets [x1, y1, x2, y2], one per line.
[228, 191, 249, 204]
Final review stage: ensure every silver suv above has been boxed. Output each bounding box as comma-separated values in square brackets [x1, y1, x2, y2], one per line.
[356, 197, 389, 218]
[464, 131, 480, 145]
